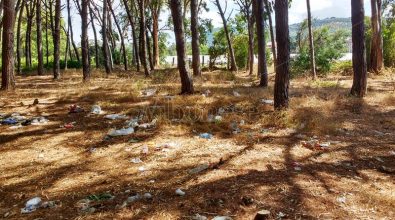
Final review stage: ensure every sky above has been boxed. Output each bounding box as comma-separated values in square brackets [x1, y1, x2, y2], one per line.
[69, 0, 372, 43]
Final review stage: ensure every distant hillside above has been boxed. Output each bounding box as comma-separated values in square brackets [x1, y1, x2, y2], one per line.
[207, 17, 352, 45]
[289, 17, 352, 38]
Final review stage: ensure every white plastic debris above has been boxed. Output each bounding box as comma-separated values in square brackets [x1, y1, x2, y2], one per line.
[105, 114, 129, 120]
[138, 119, 157, 129]
[214, 115, 223, 122]
[130, 158, 143, 164]
[91, 105, 104, 114]
[143, 193, 153, 199]
[337, 195, 346, 204]
[261, 99, 274, 105]
[277, 212, 286, 218]
[175, 189, 186, 196]
[9, 124, 23, 129]
[192, 214, 208, 220]
[108, 127, 134, 137]
[125, 118, 140, 128]
[31, 117, 49, 125]
[212, 216, 233, 220]
[233, 91, 241, 97]
[138, 166, 146, 172]
[141, 145, 149, 154]
[141, 89, 157, 97]
[21, 197, 41, 214]
[127, 194, 142, 203]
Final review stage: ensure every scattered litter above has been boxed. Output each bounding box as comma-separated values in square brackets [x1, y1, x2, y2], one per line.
[128, 138, 141, 143]
[155, 142, 180, 151]
[292, 162, 302, 171]
[1, 118, 18, 125]
[141, 145, 149, 154]
[389, 151, 395, 156]
[261, 99, 274, 105]
[255, 210, 270, 219]
[138, 166, 146, 172]
[212, 216, 233, 220]
[125, 118, 140, 128]
[188, 163, 210, 175]
[192, 214, 208, 220]
[138, 119, 157, 130]
[230, 122, 241, 134]
[301, 140, 330, 151]
[175, 189, 185, 196]
[141, 88, 157, 97]
[63, 122, 76, 129]
[76, 199, 93, 213]
[108, 127, 134, 137]
[41, 200, 61, 209]
[90, 105, 104, 114]
[149, 180, 155, 183]
[214, 115, 222, 123]
[240, 120, 245, 126]
[69, 105, 84, 114]
[143, 193, 153, 199]
[21, 197, 41, 214]
[277, 212, 286, 218]
[202, 89, 211, 97]
[218, 108, 225, 115]
[379, 166, 395, 174]
[127, 194, 142, 203]
[130, 158, 143, 164]
[105, 114, 129, 120]
[337, 195, 346, 204]
[11, 113, 27, 121]
[233, 91, 241, 97]
[199, 133, 213, 139]
[38, 153, 44, 158]
[31, 117, 49, 125]
[9, 124, 23, 129]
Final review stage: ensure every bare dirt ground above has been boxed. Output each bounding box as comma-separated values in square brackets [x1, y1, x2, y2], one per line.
[0, 69, 394, 220]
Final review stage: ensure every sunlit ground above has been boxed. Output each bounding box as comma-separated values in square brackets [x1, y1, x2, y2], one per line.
[0, 68, 394, 219]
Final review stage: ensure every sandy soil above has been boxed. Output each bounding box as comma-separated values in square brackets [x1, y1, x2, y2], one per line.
[0, 69, 394, 220]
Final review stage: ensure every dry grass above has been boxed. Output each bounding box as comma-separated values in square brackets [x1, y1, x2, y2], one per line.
[0, 69, 394, 220]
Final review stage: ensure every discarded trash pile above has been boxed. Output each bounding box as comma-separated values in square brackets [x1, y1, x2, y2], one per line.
[0, 113, 49, 129]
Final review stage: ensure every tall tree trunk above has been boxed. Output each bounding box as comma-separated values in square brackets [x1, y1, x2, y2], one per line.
[53, 0, 61, 79]
[350, 0, 368, 97]
[122, 0, 140, 70]
[247, 16, 254, 75]
[81, 0, 90, 81]
[25, 3, 33, 69]
[170, 0, 194, 94]
[306, 0, 317, 79]
[64, 27, 70, 70]
[1, 0, 16, 90]
[264, 0, 276, 68]
[369, 0, 383, 73]
[214, 0, 237, 71]
[36, 0, 44, 75]
[274, 0, 290, 109]
[90, 6, 99, 69]
[151, 4, 161, 68]
[191, 0, 201, 76]
[138, 0, 150, 76]
[254, 0, 268, 87]
[45, 0, 49, 67]
[108, 1, 128, 71]
[16, 0, 25, 75]
[146, 30, 154, 70]
[102, 0, 111, 74]
[67, 0, 80, 63]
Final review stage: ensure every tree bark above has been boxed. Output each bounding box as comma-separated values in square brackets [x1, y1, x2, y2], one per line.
[36, 0, 44, 75]
[16, 0, 25, 75]
[81, 0, 90, 81]
[122, 0, 140, 70]
[108, 0, 128, 71]
[45, 0, 49, 66]
[1, 0, 16, 90]
[67, 0, 80, 63]
[53, 0, 61, 79]
[306, 0, 317, 79]
[214, 0, 238, 71]
[151, 2, 161, 68]
[147, 30, 154, 70]
[89, 5, 99, 69]
[102, 0, 112, 74]
[191, 0, 201, 76]
[369, 0, 383, 73]
[274, 0, 290, 109]
[350, 0, 368, 97]
[138, 0, 150, 76]
[264, 0, 276, 68]
[254, 0, 268, 87]
[170, 0, 194, 94]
